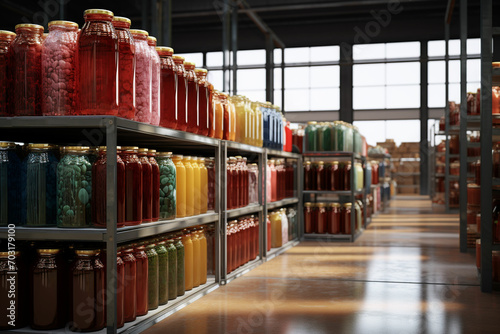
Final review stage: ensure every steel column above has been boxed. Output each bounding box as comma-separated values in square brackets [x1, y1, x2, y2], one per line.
[444, 24, 450, 212]
[281, 48, 285, 112]
[265, 35, 274, 103]
[142, 0, 149, 31]
[222, 0, 231, 93]
[232, 4, 238, 95]
[151, 0, 159, 38]
[340, 43, 353, 123]
[420, 41, 429, 195]
[459, 0, 468, 253]
[161, 0, 172, 46]
[219, 141, 228, 282]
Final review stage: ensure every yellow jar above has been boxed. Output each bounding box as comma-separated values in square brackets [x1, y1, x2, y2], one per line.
[191, 228, 201, 288]
[181, 230, 194, 291]
[172, 155, 186, 218]
[199, 158, 208, 213]
[198, 227, 208, 284]
[191, 157, 201, 215]
[182, 156, 194, 216]
[270, 211, 282, 248]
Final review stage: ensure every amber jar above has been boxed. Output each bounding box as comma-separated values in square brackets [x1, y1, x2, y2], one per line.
[327, 203, 341, 234]
[304, 161, 314, 190]
[328, 161, 340, 191]
[120, 147, 143, 226]
[0, 251, 26, 330]
[341, 162, 352, 191]
[304, 202, 314, 234]
[157, 46, 177, 129]
[342, 203, 352, 234]
[316, 203, 327, 234]
[121, 247, 137, 322]
[134, 243, 149, 316]
[316, 161, 326, 191]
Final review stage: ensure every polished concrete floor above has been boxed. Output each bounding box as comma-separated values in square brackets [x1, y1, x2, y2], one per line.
[144, 196, 500, 334]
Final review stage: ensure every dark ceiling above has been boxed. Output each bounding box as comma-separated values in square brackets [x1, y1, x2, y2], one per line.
[0, 0, 491, 53]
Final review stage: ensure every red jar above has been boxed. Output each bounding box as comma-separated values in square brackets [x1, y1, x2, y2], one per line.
[467, 92, 478, 115]
[116, 250, 125, 328]
[342, 162, 352, 191]
[467, 184, 481, 206]
[195, 68, 209, 136]
[316, 203, 327, 234]
[148, 149, 160, 222]
[493, 87, 500, 114]
[342, 203, 352, 234]
[286, 162, 294, 198]
[0, 30, 15, 116]
[112, 17, 135, 120]
[130, 30, 152, 124]
[208, 83, 216, 137]
[134, 244, 149, 316]
[471, 160, 480, 185]
[121, 247, 137, 322]
[304, 203, 314, 233]
[328, 161, 340, 191]
[476, 239, 481, 269]
[77, 9, 118, 115]
[185, 61, 199, 134]
[304, 161, 313, 190]
[327, 203, 341, 234]
[10, 23, 43, 116]
[92, 146, 126, 227]
[267, 215, 272, 251]
[41, 20, 79, 116]
[206, 157, 215, 210]
[371, 161, 379, 185]
[138, 148, 153, 223]
[157, 47, 177, 129]
[120, 147, 143, 226]
[148, 36, 160, 126]
[173, 55, 188, 131]
[220, 92, 231, 140]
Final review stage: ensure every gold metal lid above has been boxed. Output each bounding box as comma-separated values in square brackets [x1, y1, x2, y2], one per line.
[183, 156, 191, 160]
[75, 249, 100, 256]
[148, 149, 156, 154]
[37, 249, 60, 255]
[84, 9, 114, 16]
[0, 30, 16, 37]
[113, 16, 131, 24]
[172, 154, 183, 159]
[15, 23, 44, 31]
[304, 202, 313, 207]
[48, 20, 78, 28]
[316, 202, 326, 208]
[0, 142, 15, 148]
[184, 61, 196, 67]
[147, 36, 157, 42]
[172, 55, 185, 61]
[28, 143, 51, 149]
[191, 156, 198, 161]
[156, 46, 174, 54]
[138, 148, 149, 153]
[195, 68, 207, 73]
[121, 146, 139, 151]
[468, 183, 481, 189]
[307, 121, 317, 125]
[63, 146, 90, 152]
[0, 251, 20, 257]
[318, 161, 324, 165]
[157, 151, 172, 157]
[343, 203, 353, 207]
[328, 202, 341, 208]
[130, 29, 149, 37]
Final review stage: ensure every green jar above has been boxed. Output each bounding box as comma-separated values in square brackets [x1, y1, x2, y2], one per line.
[305, 121, 318, 152]
[319, 123, 332, 151]
[156, 152, 176, 220]
[146, 243, 159, 310]
[353, 126, 362, 154]
[345, 124, 354, 152]
[174, 236, 185, 297]
[57, 146, 92, 227]
[334, 121, 345, 151]
[154, 241, 169, 305]
[165, 238, 177, 300]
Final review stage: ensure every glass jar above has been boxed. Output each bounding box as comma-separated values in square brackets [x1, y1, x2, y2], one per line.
[165, 238, 177, 300]
[10, 24, 43, 116]
[148, 150, 160, 222]
[305, 121, 318, 152]
[130, 29, 152, 123]
[138, 148, 153, 223]
[191, 157, 202, 215]
[112, 17, 135, 120]
[467, 92, 478, 115]
[213, 91, 224, 139]
[287, 208, 297, 240]
[316, 161, 326, 191]
[185, 61, 199, 134]
[57, 146, 92, 227]
[199, 158, 208, 213]
[116, 250, 125, 328]
[344, 124, 354, 152]
[77, 9, 118, 115]
[206, 225, 216, 275]
[353, 126, 362, 154]
[327, 203, 341, 234]
[285, 161, 295, 198]
[195, 68, 209, 136]
[354, 162, 364, 191]
[253, 101, 264, 147]
[157, 47, 177, 129]
[269, 159, 277, 202]
[235, 156, 244, 207]
[327, 161, 339, 191]
[206, 157, 216, 210]
[472, 160, 481, 185]
[172, 154, 186, 218]
[191, 229, 201, 288]
[248, 163, 259, 204]
[145, 244, 159, 310]
[230, 97, 237, 142]
[493, 86, 500, 114]
[133, 243, 148, 316]
[148, 36, 160, 126]
[227, 157, 236, 209]
[21, 144, 58, 227]
[198, 227, 208, 284]
[70, 249, 105, 332]
[157, 152, 176, 220]
[341, 162, 352, 191]
[0, 142, 22, 226]
[371, 161, 379, 185]
[41, 20, 78, 116]
[342, 203, 352, 234]
[317, 123, 331, 151]
[181, 230, 194, 291]
[219, 92, 231, 140]
[494, 143, 500, 178]
[173, 55, 188, 131]
[183, 156, 194, 216]
[174, 236, 185, 296]
[231, 96, 244, 143]
[120, 147, 143, 226]
[304, 161, 313, 190]
[0, 30, 15, 116]
[284, 120, 292, 152]
[120, 247, 137, 322]
[0, 251, 26, 330]
[316, 203, 327, 234]
[226, 221, 234, 272]
[30, 248, 66, 330]
[92, 146, 126, 228]
[270, 211, 283, 248]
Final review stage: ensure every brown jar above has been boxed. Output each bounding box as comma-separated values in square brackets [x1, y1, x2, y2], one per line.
[304, 202, 314, 233]
[304, 161, 314, 190]
[342, 162, 352, 191]
[342, 203, 352, 234]
[327, 202, 341, 234]
[316, 203, 327, 234]
[316, 161, 326, 191]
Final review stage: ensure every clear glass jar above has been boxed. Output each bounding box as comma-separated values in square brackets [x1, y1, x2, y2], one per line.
[334, 121, 345, 151]
[0, 142, 22, 226]
[220, 92, 231, 140]
[148, 36, 160, 126]
[116, 250, 125, 328]
[77, 9, 118, 115]
[199, 158, 208, 213]
[130, 29, 152, 123]
[120, 247, 137, 322]
[227, 157, 237, 209]
[157, 47, 177, 129]
[248, 163, 259, 204]
[196, 68, 209, 136]
[304, 202, 314, 234]
[112, 17, 135, 120]
[354, 162, 364, 191]
[138, 148, 153, 223]
[181, 230, 194, 291]
[146, 243, 159, 310]
[57, 146, 93, 228]
[10, 24, 43, 116]
[70, 249, 105, 332]
[0, 251, 26, 330]
[157, 152, 176, 220]
[120, 147, 143, 226]
[342, 203, 352, 234]
[92, 146, 126, 227]
[304, 161, 313, 190]
[185, 61, 198, 133]
[133, 243, 148, 316]
[173, 55, 188, 131]
[269, 159, 277, 202]
[191, 157, 202, 215]
[316, 203, 327, 234]
[148, 149, 160, 221]
[0, 30, 15, 116]
[231, 95, 244, 143]
[41, 20, 79, 116]
[316, 161, 326, 191]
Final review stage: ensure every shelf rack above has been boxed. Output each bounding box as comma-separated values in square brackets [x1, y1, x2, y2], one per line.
[0, 116, 303, 333]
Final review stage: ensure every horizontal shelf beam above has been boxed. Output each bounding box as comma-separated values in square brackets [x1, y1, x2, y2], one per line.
[226, 204, 263, 219]
[267, 198, 299, 210]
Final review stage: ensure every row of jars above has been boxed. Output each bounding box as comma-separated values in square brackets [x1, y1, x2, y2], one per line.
[0, 142, 216, 227]
[267, 159, 295, 203]
[0, 226, 215, 331]
[304, 121, 363, 153]
[292, 125, 305, 153]
[304, 160, 364, 192]
[304, 201, 363, 235]
[226, 216, 260, 273]
[268, 208, 298, 250]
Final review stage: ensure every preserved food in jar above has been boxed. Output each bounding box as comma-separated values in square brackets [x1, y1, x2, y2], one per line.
[316, 161, 326, 191]
[134, 243, 148, 316]
[206, 157, 216, 210]
[183, 156, 195, 216]
[304, 161, 313, 190]
[173, 55, 188, 131]
[198, 227, 208, 284]
[0, 251, 26, 329]
[174, 236, 185, 296]
[112, 17, 135, 120]
[185, 61, 198, 133]
[57, 146, 92, 228]
[182, 230, 194, 291]
[41, 20, 79, 116]
[173, 155, 186, 218]
[120, 247, 137, 322]
[92, 146, 126, 227]
[157, 47, 177, 129]
[23, 144, 58, 226]
[165, 238, 177, 299]
[270, 211, 282, 248]
[316, 203, 327, 234]
[305, 121, 318, 152]
[148, 36, 160, 125]
[154, 241, 169, 305]
[10, 24, 44, 116]
[342, 203, 352, 234]
[248, 163, 259, 204]
[148, 150, 160, 221]
[200, 158, 208, 213]
[157, 152, 176, 220]
[0, 30, 15, 115]
[191, 157, 201, 215]
[116, 250, 125, 328]
[77, 9, 118, 115]
[213, 91, 224, 139]
[220, 92, 232, 140]
[130, 30, 152, 123]
[196, 68, 209, 136]
[138, 148, 153, 223]
[191, 228, 201, 288]
[70, 249, 105, 332]
[208, 83, 216, 137]
[120, 147, 143, 226]
[146, 244, 159, 310]
[327, 203, 341, 234]
[0, 142, 22, 226]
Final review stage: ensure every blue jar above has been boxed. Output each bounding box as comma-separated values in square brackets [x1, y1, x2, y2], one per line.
[262, 103, 270, 148]
[0, 142, 22, 226]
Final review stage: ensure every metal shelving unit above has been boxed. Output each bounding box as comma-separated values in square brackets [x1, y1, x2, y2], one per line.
[368, 153, 392, 213]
